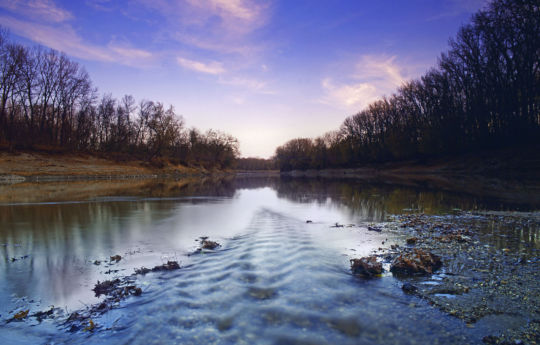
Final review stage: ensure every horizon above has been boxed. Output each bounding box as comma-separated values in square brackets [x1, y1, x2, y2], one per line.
[0, 0, 487, 158]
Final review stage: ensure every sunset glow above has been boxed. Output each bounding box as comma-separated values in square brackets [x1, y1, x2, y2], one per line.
[0, 0, 486, 157]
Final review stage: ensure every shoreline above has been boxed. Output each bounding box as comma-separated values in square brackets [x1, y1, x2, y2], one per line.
[280, 148, 540, 206]
[368, 211, 540, 344]
[2, 149, 539, 207]
[0, 151, 233, 184]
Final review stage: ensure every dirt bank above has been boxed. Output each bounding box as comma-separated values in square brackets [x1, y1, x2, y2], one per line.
[0, 151, 205, 182]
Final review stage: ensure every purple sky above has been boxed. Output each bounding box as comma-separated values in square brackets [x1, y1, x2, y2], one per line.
[0, 0, 487, 158]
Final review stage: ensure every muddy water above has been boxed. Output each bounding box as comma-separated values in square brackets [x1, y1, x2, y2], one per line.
[0, 177, 538, 344]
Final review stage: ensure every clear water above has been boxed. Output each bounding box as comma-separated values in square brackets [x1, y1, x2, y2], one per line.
[0, 177, 536, 344]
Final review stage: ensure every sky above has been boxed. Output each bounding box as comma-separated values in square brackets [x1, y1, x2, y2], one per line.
[0, 0, 487, 158]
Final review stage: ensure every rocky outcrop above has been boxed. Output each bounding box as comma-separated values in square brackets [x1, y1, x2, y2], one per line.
[390, 249, 442, 275]
[350, 256, 383, 278]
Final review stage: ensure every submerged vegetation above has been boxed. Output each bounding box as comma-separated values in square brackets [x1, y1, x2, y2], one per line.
[275, 0, 539, 171]
[0, 29, 239, 169]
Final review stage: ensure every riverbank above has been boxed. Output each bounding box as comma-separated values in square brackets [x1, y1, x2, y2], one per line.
[283, 147, 540, 205]
[367, 211, 540, 344]
[0, 151, 217, 183]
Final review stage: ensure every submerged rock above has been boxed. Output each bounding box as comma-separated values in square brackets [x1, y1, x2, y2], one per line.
[350, 256, 383, 278]
[367, 226, 382, 232]
[32, 307, 58, 322]
[150, 261, 181, 272]
[135, 261, 181, 275]
[402, 282, 418, 294]
[390, 249, 442, 275]
[406, 237, 418, 245]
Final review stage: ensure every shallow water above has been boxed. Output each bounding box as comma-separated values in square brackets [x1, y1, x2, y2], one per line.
[0, 177, 538, 344]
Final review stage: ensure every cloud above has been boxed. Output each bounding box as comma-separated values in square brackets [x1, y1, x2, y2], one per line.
[218, 76, 266, 91]
[108, 43, 153, 60]
[0, 0, 73, 23]
[321, 78, 379, 110]
[0, 15, 154, 67]
[428, 0, 488, 21]
[85, 0, 115, 12]
[133, 0, 270, 56]
[177, 57, 225, 75]
[188, 0, 261, 22]
[354, 55, 406, 88]
[320, 55, 408, 111]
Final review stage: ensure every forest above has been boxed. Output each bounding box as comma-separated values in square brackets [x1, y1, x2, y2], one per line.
[275, 0, 539, 171]
[0, 30, 239, 169]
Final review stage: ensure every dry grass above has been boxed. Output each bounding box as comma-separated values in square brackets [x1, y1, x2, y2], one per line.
[0, 151, 198, 177]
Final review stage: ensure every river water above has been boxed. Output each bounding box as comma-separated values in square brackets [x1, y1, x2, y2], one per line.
[0, 177, 538, 344]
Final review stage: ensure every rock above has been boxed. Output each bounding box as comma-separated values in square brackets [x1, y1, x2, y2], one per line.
[92, 279, 121, 297]
[134, 267, 151, 275]
[32, 307, 56, 322]
[350, 256, 383, 278]
[201, 240, 220, 250]
[390, 249, 442, 275]
[367, 226, 382, 232]
[406, 237, 418, 245]
[12, 309, 29, 320]
[67, 312, 83, 322]
[482, 335, 500, 344]
[135, 261, 181, 275]
[132, 287, 142, 296]
[306, 220, 313, 223]
[402, 282, 418, 294]
[150, 261, 180, 272]
[438, 234, 467, 243]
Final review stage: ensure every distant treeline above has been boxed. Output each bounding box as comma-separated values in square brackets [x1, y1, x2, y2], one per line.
[275, 0, 539, 171]
[235, 157, 277, 170]
[0, 30, 239, 169]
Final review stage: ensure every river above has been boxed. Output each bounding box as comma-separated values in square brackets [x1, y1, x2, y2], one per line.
[0, 177, 538, 344]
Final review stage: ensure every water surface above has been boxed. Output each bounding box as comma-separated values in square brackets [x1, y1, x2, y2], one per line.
[0, 177, 538, 344]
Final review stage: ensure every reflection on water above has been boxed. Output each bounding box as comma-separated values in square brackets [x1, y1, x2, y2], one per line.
[0, 177, 538, 344]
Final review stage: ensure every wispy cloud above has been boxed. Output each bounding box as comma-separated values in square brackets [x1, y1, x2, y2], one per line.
[218, 76, 266, 91]
[177, 57, 225, 75]
[320, 55, 408, 111]
[0, 15, 154, 67]
[85, 0, 115, 12]
[354, 55, 406, 88]
[108, 43, 153, 60]
[134, 0, 270, 56]
[320, 78, 379, 109]
[428, 0, 488, 21]
[0, 0, 73, 23]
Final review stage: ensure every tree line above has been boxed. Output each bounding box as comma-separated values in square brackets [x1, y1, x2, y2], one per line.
[235, 157, 277, 170]
[0, 29, 239, 169]
[275, 0, 539, 171]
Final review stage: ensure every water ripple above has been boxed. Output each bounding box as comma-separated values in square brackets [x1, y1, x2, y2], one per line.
[57, 209, 478, 345]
